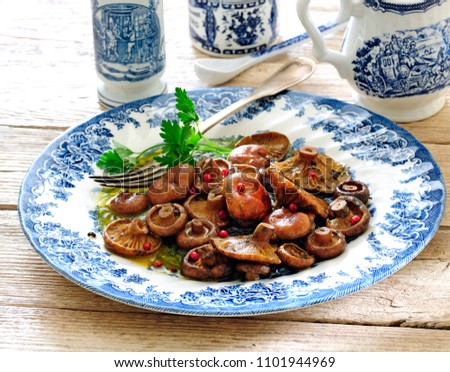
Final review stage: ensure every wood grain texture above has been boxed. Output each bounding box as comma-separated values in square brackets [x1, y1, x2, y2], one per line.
[1, 0, 449, 352]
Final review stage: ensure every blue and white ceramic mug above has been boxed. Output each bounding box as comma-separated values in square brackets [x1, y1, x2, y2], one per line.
[91, 0, 166, 108]
[189, 0, 280, 57]
[298, 0, 450, 122]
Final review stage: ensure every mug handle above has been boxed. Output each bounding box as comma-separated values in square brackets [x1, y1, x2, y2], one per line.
[297, 0, 358, 80]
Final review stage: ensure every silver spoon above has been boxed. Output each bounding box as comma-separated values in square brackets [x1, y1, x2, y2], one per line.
[91, 58, 316, 188]
[199, 57, 316, 134]
[194, 21, 340, 85]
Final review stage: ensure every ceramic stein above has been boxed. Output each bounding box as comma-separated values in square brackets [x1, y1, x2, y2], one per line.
[297, 0, 450, 122]
[189, 0, 280, 57]
[91, 0, 166, 108]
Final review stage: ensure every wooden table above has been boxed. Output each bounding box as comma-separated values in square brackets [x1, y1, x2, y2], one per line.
[1, 0, 449, 352]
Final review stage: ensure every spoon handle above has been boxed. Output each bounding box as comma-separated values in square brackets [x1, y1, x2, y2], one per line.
[199, 58, 316, 134]
[194, 21, 340, 85]
[250, 21, 339, 60]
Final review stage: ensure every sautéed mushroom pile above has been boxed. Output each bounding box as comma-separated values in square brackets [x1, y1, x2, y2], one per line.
[101, 131, 371, 281]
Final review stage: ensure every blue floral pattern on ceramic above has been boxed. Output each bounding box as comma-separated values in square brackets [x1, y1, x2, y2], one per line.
[92, 0, 165, 82]
[189, 0, 278, 55]
[352, 18, 450, 98]
[363, 0, 446, 14]
[18, 88, 446, 316]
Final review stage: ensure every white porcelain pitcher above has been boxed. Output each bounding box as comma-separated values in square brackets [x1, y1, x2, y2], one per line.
[297, 0, 450, 122]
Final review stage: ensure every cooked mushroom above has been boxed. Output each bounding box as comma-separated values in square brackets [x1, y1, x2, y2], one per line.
[326, 196, 370, 237]
[147, 164, 195, 205]
[103, 218, 162, 257]
[334, 180, 370, 205]
[181, 244, 233, 280]
[145, 203, 188, 237]
[277, 242, 315, 269]
[274, 145, 351, 194]
[234, 131, 290, 160]
[176, 218, 219, 250]
[195, 157, 230, 194]
[228, 163, 260, 179]
[264, 207, 314, 240]
[235, 262, 271, 281]
[268, 167, 329, 219]
[183, 190, 230, 228]
[211, 223, 281, 265]
[108, 191, 148, 215]
[227, 144, 270, 169]
[224, 172, 272, 226]
[304, 226, 346, 260]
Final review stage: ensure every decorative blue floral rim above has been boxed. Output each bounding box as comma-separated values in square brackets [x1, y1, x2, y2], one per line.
[18, 88, 446, 316]
[363, 0, 446, 15]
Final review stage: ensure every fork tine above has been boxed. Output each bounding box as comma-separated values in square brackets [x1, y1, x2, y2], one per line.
[97, 167, 168, 188]
[93, 166, 167, 183]
[89, 160, 161, 181]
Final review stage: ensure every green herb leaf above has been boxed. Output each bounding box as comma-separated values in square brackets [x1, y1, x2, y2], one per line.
[96, 88, 235, 175]
[154, 89, 203, 167]
[96, 149, 127, 174]
[175, 87, 199, 125]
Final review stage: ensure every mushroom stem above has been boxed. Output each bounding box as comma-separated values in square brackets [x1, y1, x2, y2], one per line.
[127, 219, 148, 237]
[342, 184, 359, 192]
[252, 223, 275, 243]
[191, 219, 205, 235]
[206, 192, 226, 211]
[314, 227, 332, 245]
[330, 199, 349, 218]
[158, 204, 175, 220]
[298, 146, 318, 161]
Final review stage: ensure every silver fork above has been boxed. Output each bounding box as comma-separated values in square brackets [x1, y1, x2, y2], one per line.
[89, 58, 316, 188]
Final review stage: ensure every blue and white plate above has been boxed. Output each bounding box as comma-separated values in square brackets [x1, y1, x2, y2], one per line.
[18, 88, 446, 316]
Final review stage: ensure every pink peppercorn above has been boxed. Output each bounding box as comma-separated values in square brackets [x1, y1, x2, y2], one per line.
[350, 215, 361, 225]
[189, 186, 197, 195]
[222, 168, 229, 177]
[307, 171, 318, 178]
[218, 209, 229, 221]
[143, 242, 152, 251]
[218, 230, 229, 238]
[153, 260, 162, 268]
[189, 251, 200, 261]
[237, 182, 246, 193]
[288, 203, 298, 213]
[203, 173, 213, 183]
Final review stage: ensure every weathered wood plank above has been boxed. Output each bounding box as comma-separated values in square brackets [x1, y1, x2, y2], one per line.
[1, 306, 448, 352]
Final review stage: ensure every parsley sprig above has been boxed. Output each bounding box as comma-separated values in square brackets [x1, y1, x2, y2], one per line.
[96, 87, 233, 174]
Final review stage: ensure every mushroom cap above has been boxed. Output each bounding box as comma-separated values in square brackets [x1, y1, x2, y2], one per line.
[183, 192, 229, 227]
[103, 218, 162, 257]
[176, 218, 219, 250]
[235, 261, 271, 281]
[234, 131, 290, 160]
[195, 157, 230, 194]
[264, 207, 313, 240]
[277, 242, 315, 269]
[304, 226, 346, 260]
[227, 144, 270, 169]
[334, 180, 370, 205]
[274, 146, 351, 194]
[108, 191, 148, 216]
[268, 168, 329, 219]
[211, 223, 281, 265]
[224, 172, 272, 225]
[181, 244, 233, 281]
[326, 196, 370, 237]
[147, 164, 194, 204]
[145, 203, 188, 237]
